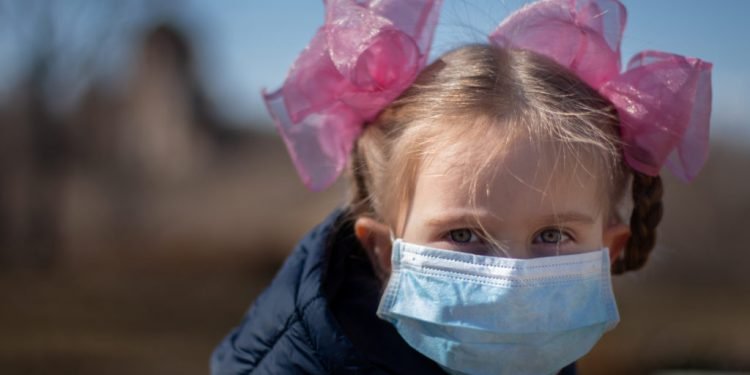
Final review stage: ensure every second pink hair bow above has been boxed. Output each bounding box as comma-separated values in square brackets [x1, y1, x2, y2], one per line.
[268, 0, 712, 190]
[489, 0, 713, 182]
[265, 0, 442, 191]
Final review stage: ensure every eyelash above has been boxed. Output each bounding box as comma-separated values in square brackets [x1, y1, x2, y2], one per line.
[446, 228, 483, 244]
[445, 228, 575, 246]
[532, 228, 574, 245]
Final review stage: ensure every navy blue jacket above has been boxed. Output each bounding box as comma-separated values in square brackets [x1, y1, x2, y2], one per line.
[210, 209, 577, 375]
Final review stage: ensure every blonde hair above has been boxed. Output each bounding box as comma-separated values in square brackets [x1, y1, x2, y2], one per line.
[348, 45, 663, 274]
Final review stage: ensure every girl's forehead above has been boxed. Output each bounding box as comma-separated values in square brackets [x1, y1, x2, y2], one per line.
[413, 133, 606, 219]
[421, 129, 567, 183]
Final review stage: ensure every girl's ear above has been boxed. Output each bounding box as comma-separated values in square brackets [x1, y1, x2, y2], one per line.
[354, 217, 393, 281]
[603, 222, 630, 265]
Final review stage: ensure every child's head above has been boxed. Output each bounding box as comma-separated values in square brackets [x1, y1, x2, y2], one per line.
[262, 1, 712, 372]
[265, 0, 709, 280]
[349, 45, 660, 277]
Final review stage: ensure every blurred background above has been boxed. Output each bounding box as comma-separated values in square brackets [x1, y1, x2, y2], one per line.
[0, 1, 748, 374]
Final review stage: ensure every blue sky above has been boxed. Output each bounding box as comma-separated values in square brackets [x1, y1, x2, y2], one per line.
[0, 1, 748, 140]
[189, 0, 750, 140]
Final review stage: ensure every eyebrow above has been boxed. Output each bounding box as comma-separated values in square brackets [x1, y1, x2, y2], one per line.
[426, 210, 595, 227]
[534, 212, 596, 226]
[425, 209, 501, 227]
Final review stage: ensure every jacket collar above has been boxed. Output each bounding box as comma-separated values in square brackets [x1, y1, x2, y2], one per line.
[320, 210, 447, 374]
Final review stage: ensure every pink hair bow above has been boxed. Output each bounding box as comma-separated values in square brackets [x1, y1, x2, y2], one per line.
[489, 0, 713, 182]
[264, 0, 442, 191]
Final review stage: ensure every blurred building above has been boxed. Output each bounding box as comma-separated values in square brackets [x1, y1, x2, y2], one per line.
[0, 23, 341, 270]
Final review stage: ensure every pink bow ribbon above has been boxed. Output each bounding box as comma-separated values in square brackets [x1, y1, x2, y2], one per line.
[489, 0, 713, 182]
[267, 0, 712, 191]
[265, 0, 442, 191]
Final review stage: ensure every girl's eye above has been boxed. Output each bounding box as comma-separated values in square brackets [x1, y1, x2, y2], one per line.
[448, 229, 478, 244]
[533, 229, 571, 244]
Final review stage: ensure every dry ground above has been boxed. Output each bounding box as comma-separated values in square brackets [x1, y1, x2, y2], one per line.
[1, 250, 748, 375]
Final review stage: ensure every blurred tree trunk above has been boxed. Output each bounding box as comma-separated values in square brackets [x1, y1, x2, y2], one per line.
[0, 0, 143, 269]
[23, 63, 67, 269]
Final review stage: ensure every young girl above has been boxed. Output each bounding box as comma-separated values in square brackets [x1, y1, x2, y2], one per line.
[211, 0, 712, 374]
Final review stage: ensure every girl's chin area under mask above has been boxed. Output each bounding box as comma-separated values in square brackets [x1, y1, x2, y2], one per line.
[377, 239, 619, 375]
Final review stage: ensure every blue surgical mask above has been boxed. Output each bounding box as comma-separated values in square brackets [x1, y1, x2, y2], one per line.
[377, 239, 619, 375]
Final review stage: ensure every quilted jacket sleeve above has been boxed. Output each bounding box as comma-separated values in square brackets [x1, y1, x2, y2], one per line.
[210, 242, 329, 375]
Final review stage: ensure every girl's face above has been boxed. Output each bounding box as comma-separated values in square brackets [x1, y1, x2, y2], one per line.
[399, 134, 628, 260]
[354, 128, 630, 277]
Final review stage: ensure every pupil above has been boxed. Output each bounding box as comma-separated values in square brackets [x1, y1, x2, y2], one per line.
[451, 229, 471, 243]
[542, 230, 561, 243]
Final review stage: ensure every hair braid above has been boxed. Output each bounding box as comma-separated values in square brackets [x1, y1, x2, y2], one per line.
[612, 172, 664, 274]
[348, 139, 372, 218]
